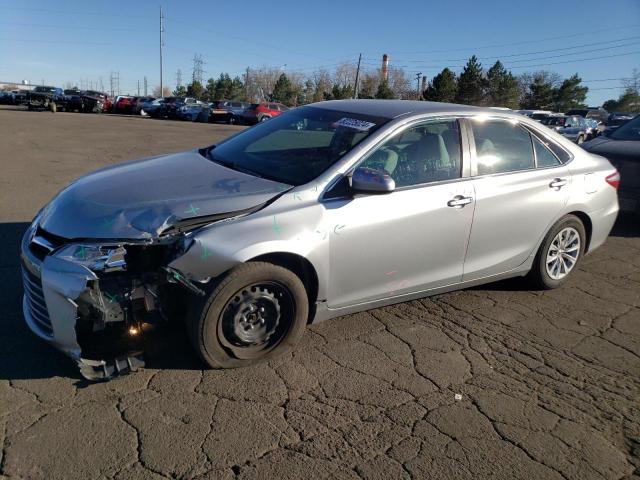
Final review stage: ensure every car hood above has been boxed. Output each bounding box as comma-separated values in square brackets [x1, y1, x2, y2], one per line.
[39, 150, 290, 240]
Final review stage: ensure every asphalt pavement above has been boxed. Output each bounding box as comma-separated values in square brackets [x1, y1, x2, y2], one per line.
[0, 106, 638, 480]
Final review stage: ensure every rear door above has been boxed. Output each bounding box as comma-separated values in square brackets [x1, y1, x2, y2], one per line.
[462, 117, 571, 281]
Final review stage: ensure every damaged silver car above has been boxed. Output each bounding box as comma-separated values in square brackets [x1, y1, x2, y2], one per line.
[21, 100, 619, 379]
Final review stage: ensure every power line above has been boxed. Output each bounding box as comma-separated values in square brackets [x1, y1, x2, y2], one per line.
[393, 35, 640, 63]
[385, 23, 640, 55]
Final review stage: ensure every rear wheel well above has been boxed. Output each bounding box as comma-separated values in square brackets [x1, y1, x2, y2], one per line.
[249, 252, 319, 323]
[568, 211, 593, 252]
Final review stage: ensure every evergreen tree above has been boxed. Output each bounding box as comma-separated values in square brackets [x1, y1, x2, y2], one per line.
[486, 61, 520, 108]
[455, 56, 485, 106]
[375, 80, 395, 99]
[205, 78, 217, 100]
[229, 76, 245, 100]
[186, 80, 203, 99]
[172, 85, 187, 97]
[521, 74, 556, 109]
[423, 68, 457, 103]
[553, 74, 588, 112]
[214, 73, 233, 100]
[331, 84, 354, 99]
[272, 73, 295, 105]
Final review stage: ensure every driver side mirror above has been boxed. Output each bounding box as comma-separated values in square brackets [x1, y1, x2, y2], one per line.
[351, 167, 395, 194]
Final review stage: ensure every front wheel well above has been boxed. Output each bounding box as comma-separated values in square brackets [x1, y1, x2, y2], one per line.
[567, 211, 593, 253]
[249, 252, 319, 323]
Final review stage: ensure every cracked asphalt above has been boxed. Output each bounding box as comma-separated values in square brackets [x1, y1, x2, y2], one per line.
[0, 106, 639, 480]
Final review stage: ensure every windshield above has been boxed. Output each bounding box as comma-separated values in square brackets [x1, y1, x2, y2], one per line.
[34, 86, 55, 93]
[610, 115, 640, 141]
[207, 106, 389, 185]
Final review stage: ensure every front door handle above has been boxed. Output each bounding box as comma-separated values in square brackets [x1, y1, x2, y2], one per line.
[447, 195, 473, 208]
[549, 178, 568, 189]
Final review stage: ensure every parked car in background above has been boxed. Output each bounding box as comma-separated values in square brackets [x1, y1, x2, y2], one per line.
[603, 113, 633, 135]
[241, 102, 289, 124]
[0, 91, 15, 104]
[212, 100, 251, 124]
[177, 98, 206, 120]
[11, 89, 28, 105]
[139, 98, 163, 116]
[114, 96, 135, 114]
[64, 89, 83, 111]
[131, 96, 155, 115]
[20, 100, 619, 379]
[584, 118, 600, 140]
[26, 86, 67, 112]
[180, 103, 211, 122]
[566, 107, 608, 124]
[582, 114, 640, 214]
[541, 115, 589, 144]
[152, 97, 200, 119]
[82, 90, 111, 113]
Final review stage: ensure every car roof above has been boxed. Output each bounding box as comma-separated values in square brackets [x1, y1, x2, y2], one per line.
[308, 99, 488, 119]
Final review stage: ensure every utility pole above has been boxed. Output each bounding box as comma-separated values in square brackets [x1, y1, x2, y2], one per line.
[192, 54, 204, 84]
[415, 72, 422, 100]
[144, 76, 148, 96]
[176, 69, 182, 88]
[245, 67, 250, 99]
[353, 53, 362, 99]
[159, 6, 164, 98]
[137, 80, 140, 96]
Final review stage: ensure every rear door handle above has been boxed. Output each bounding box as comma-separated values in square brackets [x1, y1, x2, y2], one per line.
[549, 178, 568, 189]
[447, 195, 473, 208]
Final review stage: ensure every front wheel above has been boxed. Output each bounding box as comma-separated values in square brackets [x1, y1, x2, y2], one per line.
[187, 262, 308, 368]
[529, 215, 586, 289]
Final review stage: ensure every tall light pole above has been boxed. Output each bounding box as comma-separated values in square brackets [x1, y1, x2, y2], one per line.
[415, 72, 422, 100]
[353, 53, 362, 99]
[159, 6, 164, 97]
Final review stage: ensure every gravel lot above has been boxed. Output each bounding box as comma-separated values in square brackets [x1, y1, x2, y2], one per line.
[0, 106, 639, 480]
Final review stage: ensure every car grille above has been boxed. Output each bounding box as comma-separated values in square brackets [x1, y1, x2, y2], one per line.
[22, 266, 54, 337]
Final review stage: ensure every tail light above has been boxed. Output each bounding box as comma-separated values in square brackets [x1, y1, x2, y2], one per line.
[605, 171, 620, 189]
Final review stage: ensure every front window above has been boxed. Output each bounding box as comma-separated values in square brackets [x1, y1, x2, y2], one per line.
[359, 119, 462, 187]
[610, 115, 640, 141]
[207, 106, 389, 185]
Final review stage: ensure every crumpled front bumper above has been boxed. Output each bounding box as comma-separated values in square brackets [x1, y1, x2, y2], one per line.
[20, 228, 144, 380]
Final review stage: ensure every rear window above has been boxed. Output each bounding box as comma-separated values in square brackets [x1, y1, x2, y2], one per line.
[610, 115, 640, 141]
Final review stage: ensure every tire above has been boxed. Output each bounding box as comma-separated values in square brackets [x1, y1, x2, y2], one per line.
[258, 115, 270, 122]
[227, 114, 236, 125]
[576, 134, 584, 145]
[528, 214, 586, 290]
[49, 102, 57, 113]
[187, 261, 308, 368]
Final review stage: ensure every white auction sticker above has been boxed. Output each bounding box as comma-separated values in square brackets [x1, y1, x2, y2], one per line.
[334, 117, 376, 131]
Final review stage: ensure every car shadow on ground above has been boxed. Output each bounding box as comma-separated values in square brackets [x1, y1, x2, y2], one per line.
[0, 213, 637, 382]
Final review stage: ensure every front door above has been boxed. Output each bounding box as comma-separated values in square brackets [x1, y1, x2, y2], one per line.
[325, 118, 476, 308]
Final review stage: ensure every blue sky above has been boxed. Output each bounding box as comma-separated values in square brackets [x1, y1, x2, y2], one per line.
[0, 0, 638, 105]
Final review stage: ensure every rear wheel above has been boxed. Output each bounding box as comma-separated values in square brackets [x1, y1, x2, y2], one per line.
[529, 214, 586, 289]
[577, 134, 584, 145]
[187, 262, 308, 368]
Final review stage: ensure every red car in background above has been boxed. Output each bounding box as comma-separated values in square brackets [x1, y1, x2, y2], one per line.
[114, 96, 134, 114]
[241, 102, 289, 124]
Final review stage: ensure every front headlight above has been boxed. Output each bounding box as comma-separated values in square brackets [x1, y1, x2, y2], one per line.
[54, 244, 126, 271]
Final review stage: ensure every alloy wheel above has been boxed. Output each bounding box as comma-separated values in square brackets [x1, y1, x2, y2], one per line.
[545, 227, 580, 280]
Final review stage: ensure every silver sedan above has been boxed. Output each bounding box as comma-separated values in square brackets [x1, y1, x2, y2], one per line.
[20, 100, 619, 379]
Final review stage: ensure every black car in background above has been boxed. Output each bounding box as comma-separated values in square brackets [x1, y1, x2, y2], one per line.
[566, 107, 608, 124]
[582, 114, 640, 214]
